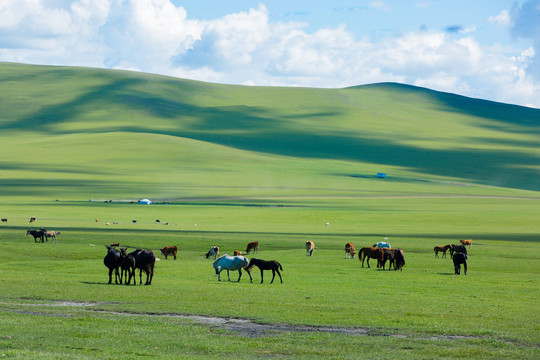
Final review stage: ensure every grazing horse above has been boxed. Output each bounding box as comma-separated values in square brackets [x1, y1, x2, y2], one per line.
[393, 248, 405, 271]
[245, 241, 259, 254]
[434, 245, 451, 259]
[29, 217, 36, 223]
[27, 229, 45, 243]
[128, 249, 156, 285]
[358, 247, 382, 268]
[460, 239, 473, 248]
[373, 241, 391, 248]
[244, 258, 283, 284]
[453, 252, 468, 275]
[44, 231, 60, 244]
[103, 246, 121, 284]
[212, 255, 251, 282]
[1, 218, 7, 223]
[119, 248, 136, 285]
[205, 246, 220, 259]
[160, 245, 178, 260]
[449, 244, 467, 258]
[305, 241, 316, 256]
[380, 248, 395, 270]
[344, 242, 356, 259]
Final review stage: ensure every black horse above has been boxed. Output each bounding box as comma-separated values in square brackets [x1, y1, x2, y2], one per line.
[244, 258, 283, 284]
[27, 229, 45, 243]
[453, 252, 468, 275]
[128, 249, 156, 285]
[119, 248, 136, 285]
[449, 244, 467, 258]
[103, 246, 121, 284]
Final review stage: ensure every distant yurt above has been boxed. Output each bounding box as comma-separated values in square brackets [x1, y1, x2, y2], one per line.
[139, 199, 152, 205]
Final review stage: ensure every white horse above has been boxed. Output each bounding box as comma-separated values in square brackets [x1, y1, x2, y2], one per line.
[212, 255, 252, 282]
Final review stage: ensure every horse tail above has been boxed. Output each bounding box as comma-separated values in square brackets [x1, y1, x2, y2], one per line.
[358, 247, 364, 261]
[278, 262, 283, 271]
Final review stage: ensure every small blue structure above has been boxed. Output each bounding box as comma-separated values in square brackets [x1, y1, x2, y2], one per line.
[139, 198, 152, 205]
[377, 173, 387, 179]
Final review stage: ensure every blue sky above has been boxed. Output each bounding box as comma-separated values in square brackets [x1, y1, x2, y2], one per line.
[1, 1, 540, 107]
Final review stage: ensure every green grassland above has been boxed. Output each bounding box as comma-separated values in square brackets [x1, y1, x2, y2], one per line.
[0, 62, 539, 359]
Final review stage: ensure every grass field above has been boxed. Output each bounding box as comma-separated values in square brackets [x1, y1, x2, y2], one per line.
[0, 62, 539, 359]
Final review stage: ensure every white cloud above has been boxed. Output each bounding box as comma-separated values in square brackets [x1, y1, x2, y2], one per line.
[488, 10, 510, 26]
[0, 0, 539, 108]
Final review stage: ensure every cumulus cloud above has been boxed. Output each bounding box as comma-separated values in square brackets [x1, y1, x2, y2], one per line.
[510, 0, 540, 81]
[0, 0, 539, 107]
[488, 10, 510, 26]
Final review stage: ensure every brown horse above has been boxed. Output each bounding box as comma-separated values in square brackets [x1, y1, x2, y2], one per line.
[434, 245, 451, 259]
[358, 247, 382, 268]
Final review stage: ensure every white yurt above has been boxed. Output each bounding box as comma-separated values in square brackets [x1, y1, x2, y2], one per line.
[139, 198, 152, 205]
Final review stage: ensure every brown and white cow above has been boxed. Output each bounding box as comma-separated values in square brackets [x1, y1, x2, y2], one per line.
[460, 239, 472, 248]
[160, 245, 178, 260]
[233, 250, 242, 256]
[245, 241, 259, 254]
[344, 242, 355, 259]
[306, 241, 316, 256]
[206, 246, 219, 259]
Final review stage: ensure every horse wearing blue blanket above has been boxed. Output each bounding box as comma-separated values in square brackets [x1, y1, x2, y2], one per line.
[212, 255, 252, 282]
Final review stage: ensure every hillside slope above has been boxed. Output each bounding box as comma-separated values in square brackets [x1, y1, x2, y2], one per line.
[0, 62, 539, 199]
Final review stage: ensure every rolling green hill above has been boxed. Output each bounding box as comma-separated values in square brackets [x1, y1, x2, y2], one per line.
[0, 62, 539, 200]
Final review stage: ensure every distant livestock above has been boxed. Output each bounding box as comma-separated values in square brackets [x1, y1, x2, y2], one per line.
[245, 241, 259, 254]
[305, 241, 316, 256]
[344, 242, 355, 259]
[27, 229, 45, 243]
[206, 246, 220, 259]
[460, 239, 473, 248]
[44, 231, 60, 244]
[132, 220, 137, 224]
[233, 250, 242, 256]
[212, 255, 250, 282]
[110, 243, 120, 247]
[434, 245, 451, 259]
[129, 249, 156, 285]
[29, 217, 36, 223]
[160, 246, 178, 260]
[373, 241, 391, 248]
[244, 258, 283, 284]
[1, 218, 7, 223]
[103, 246, 121, 284]
[453, 252, 468, 275]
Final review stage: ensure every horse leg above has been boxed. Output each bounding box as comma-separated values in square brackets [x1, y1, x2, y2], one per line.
[227, 269, 231, 281]
[260, 269, 264, 284]
[237, 269, 242, 282]
[270, 270, 276, 284]
[463, 262, 467, 275]
[108, 268, 113, 284]
[139, 269, 143, 284]
[276, 269, 282, 284]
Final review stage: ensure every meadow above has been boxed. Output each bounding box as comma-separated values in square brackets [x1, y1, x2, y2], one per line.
[0, 62, 539, 359]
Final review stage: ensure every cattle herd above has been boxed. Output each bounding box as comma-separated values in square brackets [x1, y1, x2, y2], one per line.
[20, 219, 472, 285]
